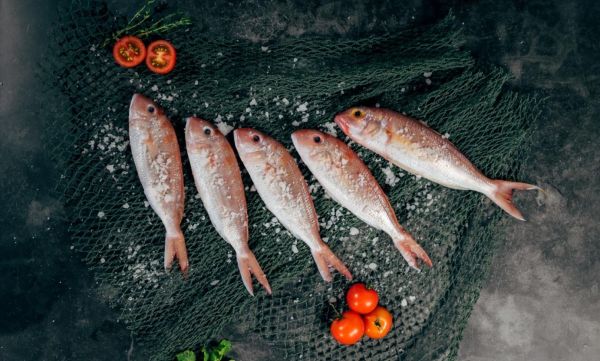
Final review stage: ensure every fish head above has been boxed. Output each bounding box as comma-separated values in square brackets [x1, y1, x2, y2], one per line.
[292, 129, 357, 170]
[185, 117, 223, 148]
[291, 129, 335, 162]
[129, 94, 164, 128]
[233, 128, 273, 159]
[334, 106, 383, 140]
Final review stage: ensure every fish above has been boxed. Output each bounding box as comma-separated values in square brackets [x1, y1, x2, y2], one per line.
[129, 93, 188, 273]
[234, 128, 352, 282]
[335, 107, 539, 221]
[292, 129, 432, 270]
[185, 117, 271, 296]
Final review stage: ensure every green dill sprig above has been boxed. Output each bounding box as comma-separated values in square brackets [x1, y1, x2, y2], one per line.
[102, 0, 191, 47]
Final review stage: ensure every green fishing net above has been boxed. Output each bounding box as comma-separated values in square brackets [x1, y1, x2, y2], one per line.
[43, 1, 540, 360]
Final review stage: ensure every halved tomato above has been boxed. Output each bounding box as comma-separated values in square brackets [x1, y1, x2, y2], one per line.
[112, 36, 146, 68]
[146, 40, 177, 74]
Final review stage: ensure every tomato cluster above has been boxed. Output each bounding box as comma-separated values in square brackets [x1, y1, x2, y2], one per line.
[113, 36, 177, 74]
[330, 283, 393, 345]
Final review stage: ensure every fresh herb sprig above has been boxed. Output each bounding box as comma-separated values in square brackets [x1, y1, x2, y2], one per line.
[202, 339, 234, 361]
[175, 339, 234, 361]
[103, 0, 191, 47]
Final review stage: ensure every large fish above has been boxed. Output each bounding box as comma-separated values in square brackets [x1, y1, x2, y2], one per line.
[292, 129, 432, 270]
[335, 107, 539, 221]
[234, 128, 352, 282]
[185, 117, 271, 296]
[129, 94, 188, 273]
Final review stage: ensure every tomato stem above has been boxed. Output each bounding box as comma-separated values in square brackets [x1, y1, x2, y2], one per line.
[329, 302, 342, 319]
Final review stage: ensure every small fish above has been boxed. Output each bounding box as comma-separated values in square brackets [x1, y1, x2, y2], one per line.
[234, 128, 352, 282]
[292, 129, 432, 270]
[335, 107, 539, 221]
[185, 117, 271, 296]
[129, 94, 188, 273]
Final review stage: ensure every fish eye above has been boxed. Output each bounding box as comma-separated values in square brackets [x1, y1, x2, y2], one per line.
[353, 109, 362, 117]
[313, 136, 321, 143]
[204, 128, 211, 135]
[252, 135, 260, 142]
[147, 105, 155, 113]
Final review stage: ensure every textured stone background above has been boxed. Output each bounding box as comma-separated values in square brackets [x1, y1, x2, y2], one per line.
[1, 0, 598, 360]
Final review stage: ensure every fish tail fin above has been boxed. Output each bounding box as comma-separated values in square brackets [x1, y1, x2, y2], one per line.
[236, 248, 272, 296]
[392, 232, 433, 270]
[488, 180, 540, 221]
[164, 230, 189, 275]
[310, 244, 353, 282]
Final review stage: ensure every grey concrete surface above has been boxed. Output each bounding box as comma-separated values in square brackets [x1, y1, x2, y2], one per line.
[0, 0, 598, 360]
[457, 1, 600, 359]
[0, 0, 138, 359]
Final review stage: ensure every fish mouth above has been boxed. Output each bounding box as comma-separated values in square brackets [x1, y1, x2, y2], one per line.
[186, 116, 211, 129]
[131, 93, 142, 106]
[334, 113, 350, 134]
[129, 93, 144, 117]
[290, 132, 300, 146]
[233, 128, 246, 146]
[233, 128, 254, 151]
[291, 129, 328, 148]
[130, 93, 151, 110]
[290, 131, 305, 152]
[185, 117, 214, 144]
[234, 128, 267, 160]
[290, 129, 312, 145]
[129, 93, 161, 119]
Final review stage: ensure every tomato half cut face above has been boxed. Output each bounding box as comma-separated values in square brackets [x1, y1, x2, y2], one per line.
[113, 36, 146, 68]
[146, 40, 177, 74]
[363, 306, 393, 339]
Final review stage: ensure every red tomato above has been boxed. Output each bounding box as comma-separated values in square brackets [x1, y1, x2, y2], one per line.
[346, 283, 379, 314]
[146, 40, 177, 74]
[330, 310, 365, 345]
[363, 306, 393, 339]
[112, 36, 146, 68]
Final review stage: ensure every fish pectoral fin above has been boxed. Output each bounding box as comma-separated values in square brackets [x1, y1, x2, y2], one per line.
[164, 232, 189, 275]
[393, 235, 433, 270]
[310, 245, 352, 282]
[236, 250, 272, 296]
[143, 136, 160, 160]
